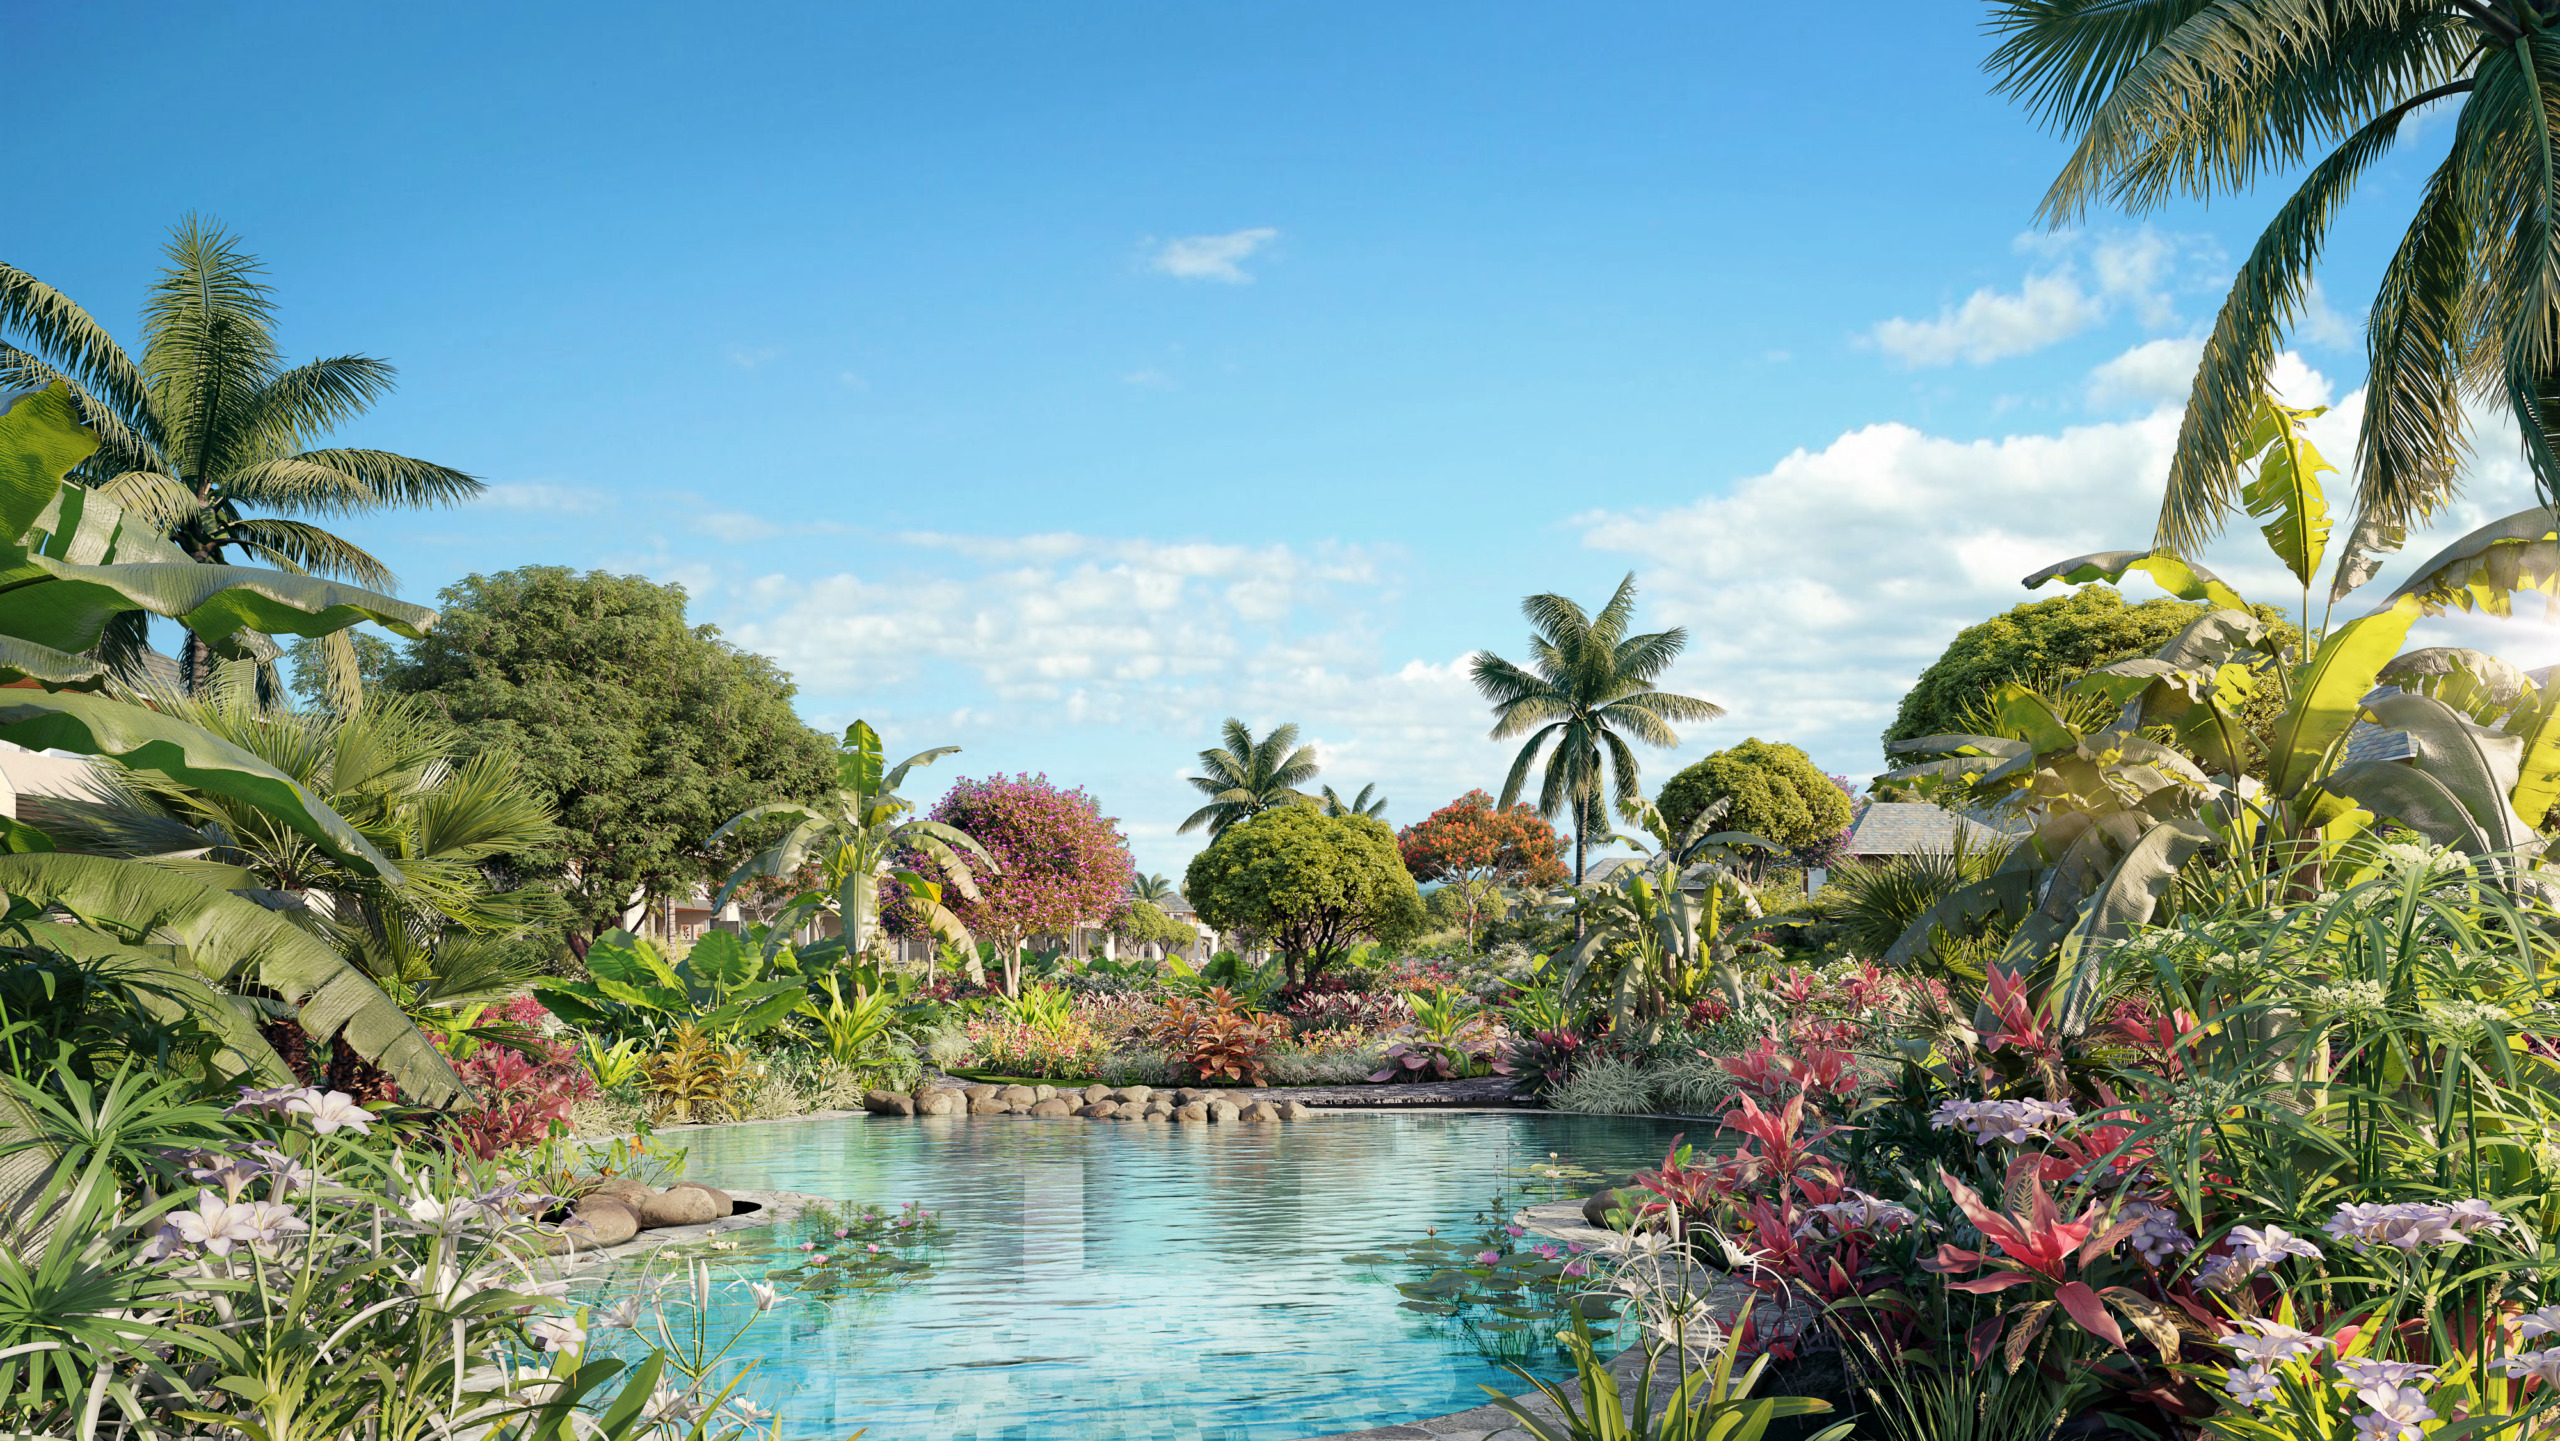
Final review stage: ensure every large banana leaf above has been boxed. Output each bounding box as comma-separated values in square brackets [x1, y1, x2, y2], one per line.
[2022, 549, 2251, 612]
[0, 690, 401, 881]
[2236, 396, 2336, 588]
[2360, 692, 2541, 856]
[2051, 818, 2214, 1036]
[0, 854, 463, 1104]
[2377, 506, 2560, 618]
[0, 554, 436, 656]
[2326, 763, 2494, 858]
[0, 386, 95, 539]
[0, 631, 104, 688]
[2265, 594, 2420, 798]
[2506, 691, 2560, 831]
[2378, 648, 2535, 725]
[0, 385, 437, 653]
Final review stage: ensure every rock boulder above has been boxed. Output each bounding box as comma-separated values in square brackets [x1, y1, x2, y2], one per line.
[1239, 1101, 1280, 1123]
[635, 1186, 720, 1229]
[863, 1089, 916, 1116]
[1029, 1098, 1074, 1117]
[571, 1196, 641, 1245]
[666, 1182, 734, 1218]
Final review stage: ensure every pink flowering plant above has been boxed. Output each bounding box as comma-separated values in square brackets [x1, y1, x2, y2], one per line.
[885, 773, 1136, 998]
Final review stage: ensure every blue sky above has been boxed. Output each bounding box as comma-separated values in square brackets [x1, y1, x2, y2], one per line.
[9, 2, 2546, 875]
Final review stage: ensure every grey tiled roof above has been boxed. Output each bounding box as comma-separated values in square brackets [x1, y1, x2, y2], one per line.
[1844, 801, 2023, 857]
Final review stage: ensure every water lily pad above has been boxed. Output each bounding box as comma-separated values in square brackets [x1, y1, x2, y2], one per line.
[1478, 1321, 1530, 1332]
[1399, 1301, 1459, 1315]
[1342, 1253, 1397, 1264]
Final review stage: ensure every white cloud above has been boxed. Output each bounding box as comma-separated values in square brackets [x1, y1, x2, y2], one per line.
[724, 344, 778, 369]
[2294, 279, 2363, 349]
[1870, 228, 2214, 367]
[1148, 227, 1280, 283]
[479, 483, 612, 514]
[2086, 337, 2204, 410]
[1571, 353, 2544, 784]
[1871, 273, 2102, 367]
[1121, 368, 1176, 389]
[700, 511, 781, 543]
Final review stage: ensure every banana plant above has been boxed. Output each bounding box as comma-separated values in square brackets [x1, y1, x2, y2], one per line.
[1882, 514, 2560, 1031]
[1553, 798, 1770, 1037]
[706, 718, 996, 963]
[531, 928, 804, 1041]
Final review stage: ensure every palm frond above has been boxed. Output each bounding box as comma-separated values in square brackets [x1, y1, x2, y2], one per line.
[214, 516, 398, 589]
[0, 264, 155, 442]
[141, 218, 282, 488]
[264, 449, 483, 511]
[2158, 73, 2457, 552]
[241, 355, 399, 442]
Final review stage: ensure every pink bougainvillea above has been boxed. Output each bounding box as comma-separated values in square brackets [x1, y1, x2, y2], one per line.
[886, 773, 1134, 962]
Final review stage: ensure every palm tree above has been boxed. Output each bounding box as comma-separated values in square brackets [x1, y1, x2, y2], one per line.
[1321, 783, 1388, 820]
[1132, 870, 1176, 902]
[0, 217, 481, 698]
[1469, 573, 1722, 885]
[1981, 5, 2543, 582]
[27, 670, 567, 974]
[1178, 718, 1321, 837]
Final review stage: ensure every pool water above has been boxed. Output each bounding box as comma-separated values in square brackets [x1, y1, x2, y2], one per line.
[575, 1110, 1694, 1440]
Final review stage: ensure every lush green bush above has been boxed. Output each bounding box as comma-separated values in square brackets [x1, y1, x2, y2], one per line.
[1655, 738, 1853, 859]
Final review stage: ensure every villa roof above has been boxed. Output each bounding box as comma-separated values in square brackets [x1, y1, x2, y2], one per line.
[1843, 801, 2024, 857]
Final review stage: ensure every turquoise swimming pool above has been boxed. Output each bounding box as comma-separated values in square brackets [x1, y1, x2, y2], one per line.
[575, 1110, 1690, 1440]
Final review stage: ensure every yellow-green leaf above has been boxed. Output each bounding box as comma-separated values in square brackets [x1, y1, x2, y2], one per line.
[2268, 594, 2421, 798]
[2237, 395, 2335, 587]
[2022, 549, 2252, 612]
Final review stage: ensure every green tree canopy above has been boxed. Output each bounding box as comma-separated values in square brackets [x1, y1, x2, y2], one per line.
[380, 566, 836, 954]
[1112, 899, 1196, 955]
[1656, 738, 1854, 857]
[1182, 807, 1424, 987]
[1884, 589, 2297, 761]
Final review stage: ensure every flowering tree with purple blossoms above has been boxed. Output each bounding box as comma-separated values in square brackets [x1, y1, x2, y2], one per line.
[888, 773, 1134, 997]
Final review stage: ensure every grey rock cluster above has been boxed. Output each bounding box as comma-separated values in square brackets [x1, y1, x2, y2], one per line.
[862, 1082, 1313, 1124]
[543, 1178, 737, 1252]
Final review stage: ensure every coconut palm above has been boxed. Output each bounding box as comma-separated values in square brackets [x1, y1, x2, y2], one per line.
[1982, 4, 2548, 585]
[1132, 870, 1176, 902]
[1178, 718, 1321, 837]
[0, 217, 480, 698]
[1470, 573, 1723, 885]
[1321, 783, 1388, 820]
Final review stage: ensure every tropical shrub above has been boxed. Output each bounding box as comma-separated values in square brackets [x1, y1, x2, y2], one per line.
[1184, 806, 1426, 987]
[1149, 988, 1283, 1086]
[1655, 739, 1854, 868]
[441, 1033, 594, 1159]
[641, 1022, 764, 1124]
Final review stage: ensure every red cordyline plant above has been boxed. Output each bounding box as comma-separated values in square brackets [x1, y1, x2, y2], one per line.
[888, 772, 1135, 996]
[442, 1036, 594, 1160]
